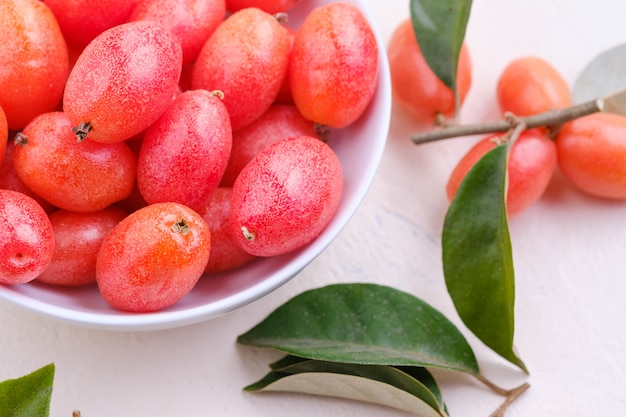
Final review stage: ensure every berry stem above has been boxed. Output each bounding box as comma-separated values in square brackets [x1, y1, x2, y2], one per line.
[411, 98, 602, 145]
[241, 226, 255, 241]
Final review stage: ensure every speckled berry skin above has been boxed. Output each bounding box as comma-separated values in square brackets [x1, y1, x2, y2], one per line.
[220, 104, 319, 187]
[13, 112, 137, 213]
[96, 202, 211, 312]
[63, 21, 183, 143]
[128, 0, 226, 65]
[230, 135, 343, 257]
[191, 7, 291, 131]
[196, 187, 256, 274]
[289, 2, 378, 129]
[137, 89, 232, 211]
[0, 143, 56, 214]
[0, 190, 55, 285]
[37, 207, 128, 286]
[43, 0, 139, 48]
[1, 0, 69, 130]
[0, 107, 7, 167]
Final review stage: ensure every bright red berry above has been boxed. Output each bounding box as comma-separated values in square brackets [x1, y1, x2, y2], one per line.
[37, 207, 128, 286]
[556, 113, 626, 200]
[289, 2, 379, 129]
[191, 7, 291, 131]
[96, 202, 211, 312]
[230, 136, 343, 257]
[137, 89, 232, 211]
[447, 129, 557, 217]
[13, 112, 137, 213]
[0, 189, 55, 285]
[0, 0, 69, 130]
[63, 21, 183, 143]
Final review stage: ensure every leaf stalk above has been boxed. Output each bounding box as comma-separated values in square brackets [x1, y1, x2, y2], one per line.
[474, 375, 530, 417]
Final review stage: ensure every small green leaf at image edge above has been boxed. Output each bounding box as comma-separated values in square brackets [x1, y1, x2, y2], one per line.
[0, 363, 55, 417]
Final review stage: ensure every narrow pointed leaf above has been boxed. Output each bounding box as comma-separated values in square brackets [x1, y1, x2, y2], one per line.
[442, 144, 527, 372]
[410, 0, 472, 93]
[573, 43, 626, 104]
[245, 357, 447, 417]
[238, 283, 479, 375]
[0, 363, 55, 417]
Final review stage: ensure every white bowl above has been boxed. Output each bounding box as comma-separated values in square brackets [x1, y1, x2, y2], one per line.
[0, 0, 391, 331]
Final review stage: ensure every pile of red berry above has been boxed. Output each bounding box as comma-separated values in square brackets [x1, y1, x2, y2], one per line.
[0, 0, 379, 312]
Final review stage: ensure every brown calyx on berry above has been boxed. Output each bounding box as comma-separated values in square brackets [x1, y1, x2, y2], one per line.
[274, 12, 289, 25]
[72, 121, 92, 142]
[13, 132, 28, 146]
[171, 218, 190, 235]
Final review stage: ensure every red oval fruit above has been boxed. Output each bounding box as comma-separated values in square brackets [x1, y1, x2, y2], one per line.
[96, 202, 211, 312]
[13, 112, 137, 213]
[556, 113, 626, 199]
[220, 104, 319, 187]
[388, 17, 472, 125]
[137, 89, 232, 211]
[37, 207, 128, 286]
[0, 0, 69, 130]
[63, 21, 183, 143]
[447, 129, 557, 217]
[196, 187, 256, 274]
[289, 2, 378, 129]
[128, 0, 226, 65]
[191, 7, 291, 131]
[230, 135, 343, 257]
[0, 189, 55, 285]
[43, 0, 140, 48]
[497, 56, 571, 118]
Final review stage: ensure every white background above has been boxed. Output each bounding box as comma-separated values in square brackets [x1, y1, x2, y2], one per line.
[3, 0, 626, 416]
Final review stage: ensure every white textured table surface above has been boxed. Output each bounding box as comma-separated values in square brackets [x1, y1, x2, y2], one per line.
[3, 0, 626, 416]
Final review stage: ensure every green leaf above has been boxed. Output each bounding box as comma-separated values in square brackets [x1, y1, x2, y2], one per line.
[410, 0, 472, 107]
[572, 43, 626, 104]
[0, 363, 55, 417]
[442, 144, 527, 372]
[237, 283, 479, 375]
[268, 354, 447, 411]
[245, 356, 448, 417]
